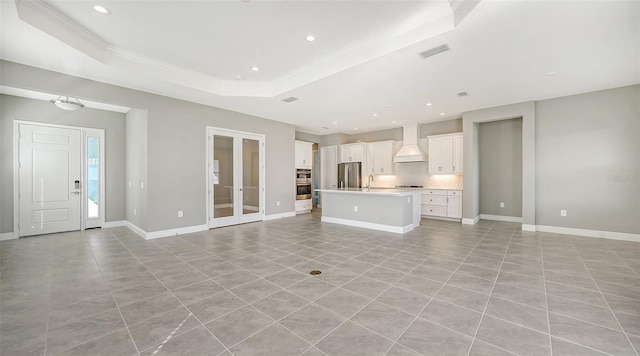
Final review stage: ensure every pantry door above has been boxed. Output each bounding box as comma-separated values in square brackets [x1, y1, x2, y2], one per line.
[207, 128, 264, 228]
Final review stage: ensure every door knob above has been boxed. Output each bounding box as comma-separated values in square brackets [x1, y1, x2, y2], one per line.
[71, 191, 81, 195]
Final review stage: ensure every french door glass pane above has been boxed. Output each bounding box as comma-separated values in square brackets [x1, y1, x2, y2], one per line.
[213, 135, 234, 218]
[242, 138, 260, 215]
[87, 137, 99, 219]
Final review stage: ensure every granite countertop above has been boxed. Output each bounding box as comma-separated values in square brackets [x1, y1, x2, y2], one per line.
[316, 188, 422, 196]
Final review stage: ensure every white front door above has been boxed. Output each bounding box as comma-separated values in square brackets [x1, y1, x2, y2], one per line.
[208, 128, 265, 228]
[19, 124, 82, 236]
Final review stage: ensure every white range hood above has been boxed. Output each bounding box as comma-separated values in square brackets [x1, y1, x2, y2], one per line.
[394, 123, 426, 163]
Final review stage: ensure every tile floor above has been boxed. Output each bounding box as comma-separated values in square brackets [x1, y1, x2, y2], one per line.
[1, 213, 640, 355]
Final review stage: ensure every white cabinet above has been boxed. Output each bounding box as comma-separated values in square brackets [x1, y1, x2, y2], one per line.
[421, 190, 463, 220]
[340, 143, 365, 163]
[427, 133, 463, 174]
[320, 146, 337, 189]
[447, 191, 462, 218]
[365, 141, 396, 175]
[453, 134, 463, 174]
[295, 140, 313, 168]
[295, 199, 312, 214]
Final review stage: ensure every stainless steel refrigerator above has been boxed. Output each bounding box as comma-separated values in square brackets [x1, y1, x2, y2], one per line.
[337, 162, 362, 189]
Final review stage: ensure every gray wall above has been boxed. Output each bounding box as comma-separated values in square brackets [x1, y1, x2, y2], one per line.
[295, 131, 321, 143]
[319, 133, 350, 147]
[420, 119, 463, 138]
[350, 128, 402, 143]
[535, 85, 639, 234]
[0, 94, 126, 233]
[1, 60, 296, 234]
[479, 118, 523, 217]
[125, 109, 148, 230]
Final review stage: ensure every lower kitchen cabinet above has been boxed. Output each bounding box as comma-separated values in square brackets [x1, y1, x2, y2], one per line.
[295, 199, 312, 214]
[421, 189, 462, 220]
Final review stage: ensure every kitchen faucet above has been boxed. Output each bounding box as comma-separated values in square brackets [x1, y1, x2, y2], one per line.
[367, 175, 374, 191]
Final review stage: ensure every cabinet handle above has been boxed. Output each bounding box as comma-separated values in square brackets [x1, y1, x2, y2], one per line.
[453, 165, 455, 171]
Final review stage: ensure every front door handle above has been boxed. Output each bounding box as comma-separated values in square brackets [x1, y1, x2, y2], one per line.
[71, 191, 82, 195]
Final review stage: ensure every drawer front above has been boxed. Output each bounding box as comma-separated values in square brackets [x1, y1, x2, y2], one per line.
[421, 204, 447, 217]
[420, 195, 447, 206]
[447, 190, 462, 196]
[424, 190, 447, 196]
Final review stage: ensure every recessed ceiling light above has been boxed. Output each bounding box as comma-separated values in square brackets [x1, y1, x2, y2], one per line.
[440, 112, 445, 115]
[426, 103, 432, 106]
[235, 75, 243, 80]
[373, 113, 378, 117]
[391, 121, 396, 124]
[354, 128, 358, 130]
[93, 5, 110, 14]
[546, 71, 557, 76]
[305, 35, 316, 42]
[333, 121, 338, 125]
[251, 66, 260, 71]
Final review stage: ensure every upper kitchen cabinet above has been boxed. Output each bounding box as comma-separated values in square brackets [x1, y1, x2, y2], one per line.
[339, 143, 365, 163]
[365, 140, 397, 175]
[295, 140, 313, 168]
[427, 133, 463, 174]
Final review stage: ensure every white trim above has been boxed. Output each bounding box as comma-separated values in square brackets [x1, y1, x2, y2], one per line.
[263, 211, 297, 221]
[125, 221, 147, 239]
[480, 214, 523, 223]
[145, 224, 208, 240]
[0, 232, 17, 241]
[102, 220, 127, 228]
[522, 224, 536, 232]
[321, 216, 416, 234]
[461, 216, 480, 225]
[535, 225, 640, 242]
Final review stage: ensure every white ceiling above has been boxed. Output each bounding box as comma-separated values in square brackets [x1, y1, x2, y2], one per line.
[1, 0, 639, 135]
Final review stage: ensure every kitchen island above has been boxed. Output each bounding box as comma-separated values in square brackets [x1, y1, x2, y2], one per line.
[317, 188, 421, 234]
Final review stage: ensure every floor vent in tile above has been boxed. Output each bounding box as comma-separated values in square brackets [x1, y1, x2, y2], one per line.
[310, 270, 322, 275]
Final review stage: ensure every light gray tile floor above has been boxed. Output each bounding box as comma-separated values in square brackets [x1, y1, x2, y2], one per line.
[1, 212, 639, 355]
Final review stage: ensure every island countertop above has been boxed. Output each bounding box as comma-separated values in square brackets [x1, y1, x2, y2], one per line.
[316, 188, 421, 196]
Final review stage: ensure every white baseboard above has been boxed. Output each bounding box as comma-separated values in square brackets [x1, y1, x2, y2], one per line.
[461, 216, 480, 225]
[103, 220, 127, 228]
[522, 224, 536, 232]
[535, 225, 640, 242]
[480, 214, 523, 223]
[145, 224, 209, 240]
[321, 216, 415, 234]
[125, 221, 147, 239]
[0, 232, 17, 241]
[263, 211, 296, 221]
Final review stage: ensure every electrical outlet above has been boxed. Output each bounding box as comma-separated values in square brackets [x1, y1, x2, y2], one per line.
[560, 210, 567, 217]
[276, 201, 280, 206]
[500, 202, 505, 208]
[353, 206, 358, 212]
[178, 210, 183, 218]
[140, 181, 144, 189]
[133, 209, 137, 215]
[128, 181, 131, 188]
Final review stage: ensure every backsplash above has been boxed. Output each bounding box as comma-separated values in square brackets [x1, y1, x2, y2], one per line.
[425, 174, 464, 189]
[370, 162, 464, 189]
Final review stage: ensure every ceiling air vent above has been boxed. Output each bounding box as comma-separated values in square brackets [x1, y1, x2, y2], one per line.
[418, 44, 450, 59]
[457, 91, 468, 97]
[282, 97, 298, 103]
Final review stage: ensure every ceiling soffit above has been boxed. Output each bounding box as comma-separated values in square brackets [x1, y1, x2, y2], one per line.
[14, 0, 479, 98]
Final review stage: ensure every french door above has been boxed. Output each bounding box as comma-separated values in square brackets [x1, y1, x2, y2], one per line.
[207, 128, 265, 228]
[16, 122, 105, 236]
